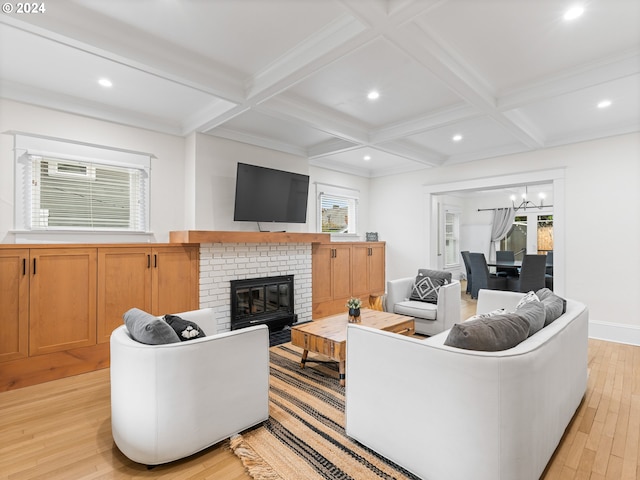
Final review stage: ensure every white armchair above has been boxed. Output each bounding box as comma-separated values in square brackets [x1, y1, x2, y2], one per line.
[386, 276, 461, 336]
[110, 308, 269, 466]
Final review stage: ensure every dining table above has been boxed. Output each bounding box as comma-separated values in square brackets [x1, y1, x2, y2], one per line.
[486, 260, 522, 268]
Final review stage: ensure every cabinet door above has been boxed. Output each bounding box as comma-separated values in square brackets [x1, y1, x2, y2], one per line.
[97, 247, 152, 343]
[368, 243, 386, 295]
[351, 244, 371, 298]
[0, 249, 29, 362]
[312, 244, 333, 304]
[29, 248, 97, 356]
[151, 246, 199, 315]
[331, 244, 352, 300]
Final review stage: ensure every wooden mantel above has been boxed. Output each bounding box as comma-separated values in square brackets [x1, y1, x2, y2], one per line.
[169, 230, 330, 244]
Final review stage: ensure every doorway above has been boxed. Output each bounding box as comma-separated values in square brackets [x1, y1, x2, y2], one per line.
[423, 169, 565, 295]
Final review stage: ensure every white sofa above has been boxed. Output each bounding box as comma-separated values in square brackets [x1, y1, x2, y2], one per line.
[110, 308, 270, 466]
[345, 289, 588, 480]
[386, 276, 461, 336]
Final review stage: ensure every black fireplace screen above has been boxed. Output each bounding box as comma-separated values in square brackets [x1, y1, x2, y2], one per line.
[230, 275, 295, 330]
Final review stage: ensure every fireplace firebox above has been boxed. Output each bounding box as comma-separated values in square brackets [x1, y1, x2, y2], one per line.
[230, 275, 296, 331]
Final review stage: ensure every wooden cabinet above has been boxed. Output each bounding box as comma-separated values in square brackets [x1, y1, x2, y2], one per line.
[312, 243, 352, 306]
[0, 249, 29, 362]
[312, 242, 385, 318]
[351, 243, 385, 299]
[29, 248, 97, 356]
[0, 243, 199, 391]
[97, 245, 199, 343]
[152, 246, 199, 316]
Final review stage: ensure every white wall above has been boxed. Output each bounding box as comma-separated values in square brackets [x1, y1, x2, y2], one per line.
[371, 133, 640, 341]
[0, 99, 187, 243]
[0, 102, 372, 241]
[191, 133, 310, 232]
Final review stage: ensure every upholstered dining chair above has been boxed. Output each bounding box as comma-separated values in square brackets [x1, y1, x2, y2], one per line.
[545, 251, 554, 289]
[495, 250, 519, 277]
[507, 254, 547, 293]
[468, 252, 507, 299]
[461, 250, 472, 295]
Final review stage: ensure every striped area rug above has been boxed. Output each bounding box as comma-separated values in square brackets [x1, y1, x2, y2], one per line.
[230, 343, 420, 480]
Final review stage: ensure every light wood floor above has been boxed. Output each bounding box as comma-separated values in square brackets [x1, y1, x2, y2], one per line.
[1, 292, 638, 480]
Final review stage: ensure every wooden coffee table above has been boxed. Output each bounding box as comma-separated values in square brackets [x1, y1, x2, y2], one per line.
[290, 308, 415, 386]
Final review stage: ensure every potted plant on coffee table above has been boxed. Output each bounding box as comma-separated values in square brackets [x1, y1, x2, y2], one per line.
[346, 297, 362, 323]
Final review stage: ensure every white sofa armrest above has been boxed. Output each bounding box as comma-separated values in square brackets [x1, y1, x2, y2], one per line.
[385, 277, 414, 311]
[436, 280, 461, 331]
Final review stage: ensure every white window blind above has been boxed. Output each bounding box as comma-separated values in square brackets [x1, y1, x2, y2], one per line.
[30, 156, 146, 230]
[13, 133, 151, 232]
[316, 183, 359, 234]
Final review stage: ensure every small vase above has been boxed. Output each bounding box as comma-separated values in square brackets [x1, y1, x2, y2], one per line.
[348, 307, 361, 323]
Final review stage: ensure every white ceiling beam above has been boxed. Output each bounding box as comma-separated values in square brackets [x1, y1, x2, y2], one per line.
[307, 138, 360, 159]
[375, 139, 446, 166]
[499, 50, 640, 110]
[256, 95, 370, 145]
[370, 103, 477, 143]
[207, 127, 308, 158]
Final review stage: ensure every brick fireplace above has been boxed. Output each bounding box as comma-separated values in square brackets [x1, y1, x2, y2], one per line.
[198, 242, 312, 332]
[169, 231, 329, 333]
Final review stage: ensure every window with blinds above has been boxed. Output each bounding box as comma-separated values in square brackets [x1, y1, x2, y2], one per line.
[319, 193, 358, 234]
[29, 155, 147, 231]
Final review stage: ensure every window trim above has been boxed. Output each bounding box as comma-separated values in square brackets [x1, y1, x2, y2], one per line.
[315, 182, 359, 236]
[12, 132, 152, 234]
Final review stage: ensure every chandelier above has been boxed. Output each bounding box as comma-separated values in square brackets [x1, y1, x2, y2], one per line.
[510, 186, 547, 211]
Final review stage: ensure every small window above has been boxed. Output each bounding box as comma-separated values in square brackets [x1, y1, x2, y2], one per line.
[316, 183, 359, 235]
[14, 134, 150, 233]
[30, 156, 146, 230]
[444, 210, 460, 267]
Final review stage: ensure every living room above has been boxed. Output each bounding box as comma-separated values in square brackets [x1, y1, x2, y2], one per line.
[1, 1, 639, 479]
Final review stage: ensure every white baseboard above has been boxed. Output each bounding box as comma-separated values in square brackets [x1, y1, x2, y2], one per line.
[589, 320, 640, 346]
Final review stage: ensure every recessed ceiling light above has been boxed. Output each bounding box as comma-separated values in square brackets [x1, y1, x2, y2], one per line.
[597, 99, 612, 109]
[452, 134, 463, 142]
[367, 90, 379, 100]
[563, 5, 584, 21]
[363, 155, 371, 161]
[98, 78, 113, 88]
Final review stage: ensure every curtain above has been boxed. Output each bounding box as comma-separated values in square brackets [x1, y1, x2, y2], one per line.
[490, 207, 516, 259]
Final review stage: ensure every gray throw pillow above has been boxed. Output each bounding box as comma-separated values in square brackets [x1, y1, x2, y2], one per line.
[410, 270, 452, 304]
[515, 300, 545, 336]
[535, 288, 567, 326]
[123, 308, 181, 345]
[444, 313, 529, 351]
[164, 314, 206, 341]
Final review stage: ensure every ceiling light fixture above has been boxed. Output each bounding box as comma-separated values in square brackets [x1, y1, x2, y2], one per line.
[363, 155, 371, 161]
[510, 187, 549, 211]
[367, 90, 380, 100]
[98, 78, 113, 88]
[452, 134, 463, 142]
[563, 5, 584, 21]
[597, 99, 612, 109]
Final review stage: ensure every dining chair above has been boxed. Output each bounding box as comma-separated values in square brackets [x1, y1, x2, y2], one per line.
[545, 251, 554, 290]
[507, 254, 547, 293]
[468, 252, 507, 299]
[460, 250, 472, 295]
[495, 250, 519, 277]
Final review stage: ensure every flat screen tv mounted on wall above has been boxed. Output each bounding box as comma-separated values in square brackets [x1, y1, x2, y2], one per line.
[233, 163, 310, 224]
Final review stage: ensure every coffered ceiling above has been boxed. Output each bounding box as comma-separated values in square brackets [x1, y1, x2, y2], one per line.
[1, 0, 638, 177]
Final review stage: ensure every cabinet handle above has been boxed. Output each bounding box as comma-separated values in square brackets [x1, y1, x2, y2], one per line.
[23, 258, 26, 275]
[154, 254, 157, 268]
[33, 258, 36, 275]
[147, 254, 151, 268]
